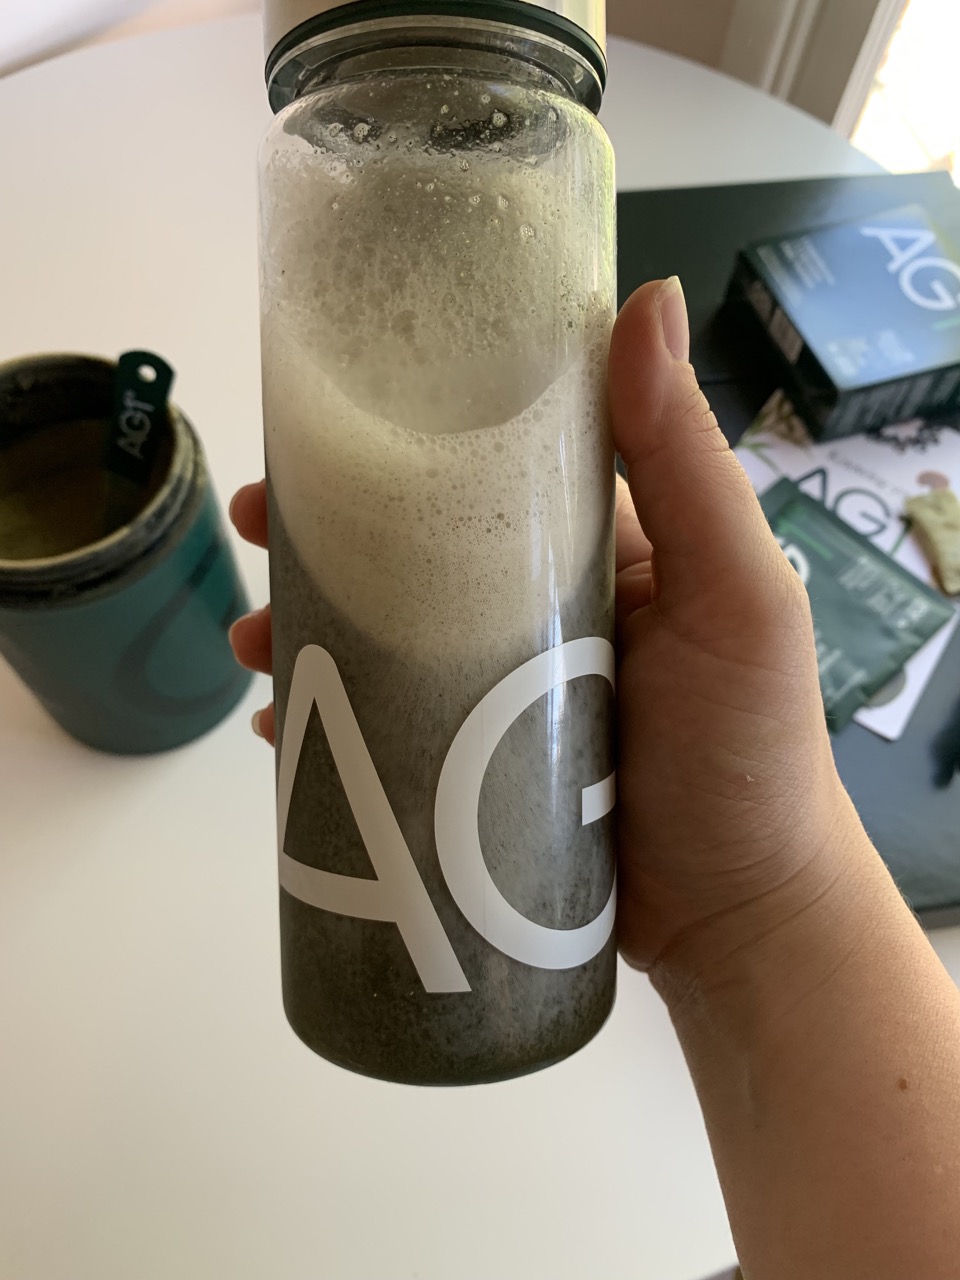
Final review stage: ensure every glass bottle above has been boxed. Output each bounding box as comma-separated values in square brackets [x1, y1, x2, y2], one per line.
[260, 0, 617, 1084]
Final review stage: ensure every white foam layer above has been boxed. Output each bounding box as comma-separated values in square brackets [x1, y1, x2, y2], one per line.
[260, 80, 616, 658]
[264, 333, 612, 658]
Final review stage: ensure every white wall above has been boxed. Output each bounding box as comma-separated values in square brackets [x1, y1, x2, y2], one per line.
[608, 0, 903, 128]
[607, 0, 739, 68]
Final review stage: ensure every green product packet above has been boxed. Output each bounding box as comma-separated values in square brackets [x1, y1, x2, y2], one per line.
[760, 478, 956, 731]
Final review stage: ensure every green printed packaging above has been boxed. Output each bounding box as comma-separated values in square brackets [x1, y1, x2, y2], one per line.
[760, 478, 956, 730]
[729, 205, 960, 440]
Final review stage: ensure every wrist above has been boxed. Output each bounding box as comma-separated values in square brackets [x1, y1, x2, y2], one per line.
[648, 792, 893, 1033]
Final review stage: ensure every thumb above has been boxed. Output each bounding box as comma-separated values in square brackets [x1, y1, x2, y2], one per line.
[610, 279, 785, 621]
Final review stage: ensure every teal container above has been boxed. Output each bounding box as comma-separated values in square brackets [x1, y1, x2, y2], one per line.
[0, 355, 252, 753]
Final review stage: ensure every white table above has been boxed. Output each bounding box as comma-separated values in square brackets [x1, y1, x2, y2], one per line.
[2, 17, 957, 1280]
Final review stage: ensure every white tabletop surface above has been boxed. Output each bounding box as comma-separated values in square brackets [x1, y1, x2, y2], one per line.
[1, 15, 957, 1280]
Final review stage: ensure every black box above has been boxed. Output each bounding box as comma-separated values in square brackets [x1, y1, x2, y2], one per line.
[728, 204, 960, 439]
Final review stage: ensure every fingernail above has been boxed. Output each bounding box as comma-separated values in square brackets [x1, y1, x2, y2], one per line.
[251, 710, 264, 738]
[657, 276, 690, 363]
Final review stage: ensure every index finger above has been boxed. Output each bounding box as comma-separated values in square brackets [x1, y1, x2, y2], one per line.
[616, 473, 653, 573]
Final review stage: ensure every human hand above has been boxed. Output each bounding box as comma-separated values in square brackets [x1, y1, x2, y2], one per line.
[612, 283, 960, 1280]
[608, 278, 865, 984]
[228, 485, 275, 746]
[228, 277, 866, 987]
